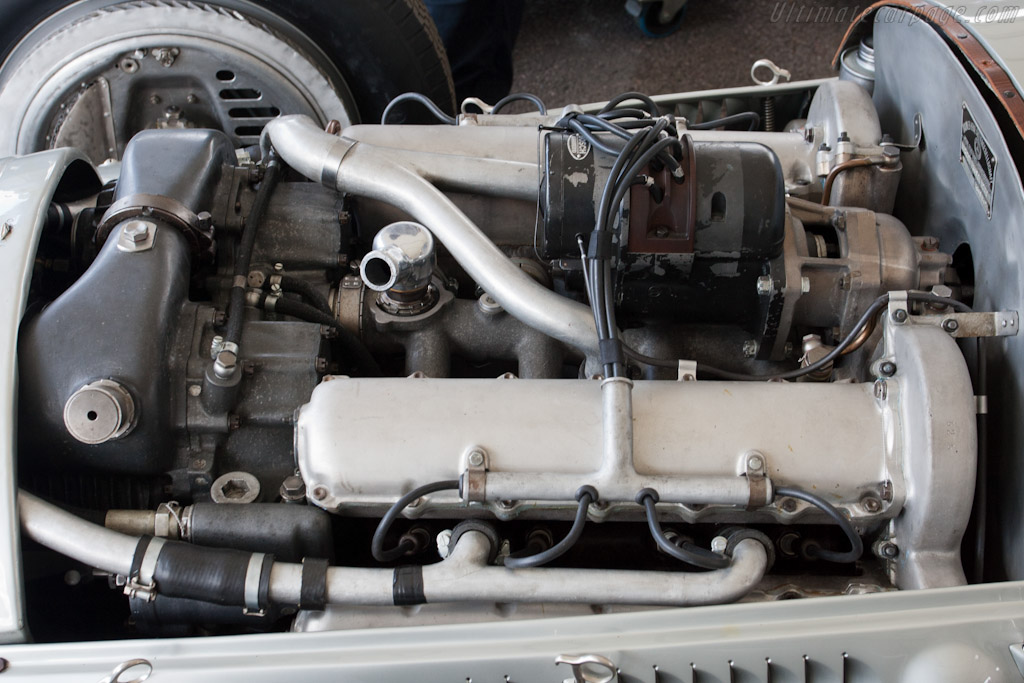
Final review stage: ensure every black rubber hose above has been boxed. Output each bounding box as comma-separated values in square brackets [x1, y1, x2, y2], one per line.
[598, 108, 652, 121]
[278, 274, 332, 317]
[503, 486, 597, 569]
[774, 486, 864, 563]
[263, 296, 380, 376]
[491, 92, 547, 115]
[637, 490, 730, 569]
[150, 540, 267, 607]
[371, 480, 460, 562]
[381, 92, 457, 125]
[225, 157, 281, 346]
[689, 111, 761, 131]
[598, 91, 661, 117]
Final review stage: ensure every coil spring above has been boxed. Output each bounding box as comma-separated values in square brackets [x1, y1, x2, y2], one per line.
[762, 96, 776, 132]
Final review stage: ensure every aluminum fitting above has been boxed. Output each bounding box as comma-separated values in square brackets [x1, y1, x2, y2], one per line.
[359, 221, 436, 302]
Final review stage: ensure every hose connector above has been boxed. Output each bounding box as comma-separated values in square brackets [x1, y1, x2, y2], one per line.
[360, 221, 436, 303]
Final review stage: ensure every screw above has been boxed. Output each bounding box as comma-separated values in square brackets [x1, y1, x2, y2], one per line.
[270, 283, 282, 295]
[862, 497, 882, 513]
[315, 357, 328, 373]
[188, 384, 202, 397]
[879, 542, 899, 559]
[210, 335, 225, 359]
[879, 361, 897, 377]
[150, 94, 162, 105]
[781, 498, 797, 513]
[742, 340, 759, 358]
[891, 309, 908, 324]
[756, 276, 773, 295]
[191, 459, 207, 470]
[273, 262, 284, 272]
[186, 93, 198, 104]
[746, 453, 765, 471]
[831, 211, 847, 231]
[312, 486, 328, 500]
[468, 450, 485, 467]
[942, 318, 959, 333]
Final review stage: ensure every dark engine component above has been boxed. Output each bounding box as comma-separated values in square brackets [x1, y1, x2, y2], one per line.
[542, 131, 786, 328]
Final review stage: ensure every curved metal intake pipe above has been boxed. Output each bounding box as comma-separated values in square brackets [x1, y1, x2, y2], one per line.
[261, 115, 598, 357]
[18, 490, 768, 608]
[360, 221, 435, 300]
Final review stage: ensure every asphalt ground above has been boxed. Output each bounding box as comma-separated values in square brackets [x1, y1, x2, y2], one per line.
[510, 0, 863, 108]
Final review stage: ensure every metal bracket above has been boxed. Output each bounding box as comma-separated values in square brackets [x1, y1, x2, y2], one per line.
[751, 59, 792, 86]
[744, 451, 768, 509]
[677, 359, 697, 381]
[915, 310, 1019, 337]
[555, 654, 618, 683]
[1009, 643, 1024, 678]
[462, 447, 488, 502]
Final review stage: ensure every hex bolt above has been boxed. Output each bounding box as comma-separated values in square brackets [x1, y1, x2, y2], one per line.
[756, 276, 773, 296]
[942, 318, 960, 333]
[468, 450, 485, 467]
[891, 309, 908, 324]
[123, 220, 150, 243]
[742, 340, 759, 358]
[879, 361, 897, 377]
[210, 335, 225, 359]
[862, 497, 882, 513]
[746, 453, 765, 471]
[280, 475, 306, 502]
[879, 542, 899, 559]
[780, 498, 798, 513]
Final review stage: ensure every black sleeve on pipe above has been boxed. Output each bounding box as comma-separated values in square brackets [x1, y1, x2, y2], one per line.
[392, 565, 426, 606]
[259, 552, 274, 612]
[299, 557, 329, 610]
[152, 541, 254, 607]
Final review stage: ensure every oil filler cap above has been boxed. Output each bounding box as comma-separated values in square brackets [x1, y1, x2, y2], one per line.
[63, 379, 136, 444]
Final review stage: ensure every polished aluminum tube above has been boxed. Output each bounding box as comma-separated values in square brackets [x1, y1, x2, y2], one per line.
[18, 491, 765, 607]
[18, 490, 137, 576]
[419, 531, 768, 606]
[262, 115, 598, 356]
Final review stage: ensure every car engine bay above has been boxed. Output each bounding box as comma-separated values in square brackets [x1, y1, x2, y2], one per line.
[8, 23, 1021, 645]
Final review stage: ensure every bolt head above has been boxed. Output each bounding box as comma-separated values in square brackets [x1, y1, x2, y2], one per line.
[742, 340, 759, 358]
[468, 450, 485, 467]
[862, 497, 882, 513]
[123, 220, 150, 243]
[746, 454, 765, 471]
[756, 276, 773, 296]
[880, 542, 899, 558]
[942, 318, 959, 333]
[312, 486, 328, 500]
[891, 309, 908, 324]
[879, 361, 897, 377]
[711, 536, 728, 554]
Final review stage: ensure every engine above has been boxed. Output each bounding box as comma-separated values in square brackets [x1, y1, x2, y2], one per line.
[15, 79, 1013, 634]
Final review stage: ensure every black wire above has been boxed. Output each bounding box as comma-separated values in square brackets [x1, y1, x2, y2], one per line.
[225, 156, 281, 346]
[371, 480, 460, 562]
[256, 294, 381, 376]
[638, 490, 730, 569]
[504, 486, 597, 568]
[689, 111, 761, 131]
[774, 486, 864, 563]
[491, 92, 547, 115]
[278, 274, 332, 316]
[381, 92, 457, 125]
[598, 108, 652, 121]
[625, 292, 971, 381]
[598, 91, 661, 117]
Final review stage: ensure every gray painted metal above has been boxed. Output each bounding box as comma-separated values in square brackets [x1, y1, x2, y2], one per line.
[2, 580, 1024, 681]
[0, 147, 102, 644]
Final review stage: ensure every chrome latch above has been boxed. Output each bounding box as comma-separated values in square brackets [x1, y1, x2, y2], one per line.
[555, 654, 618, 683]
